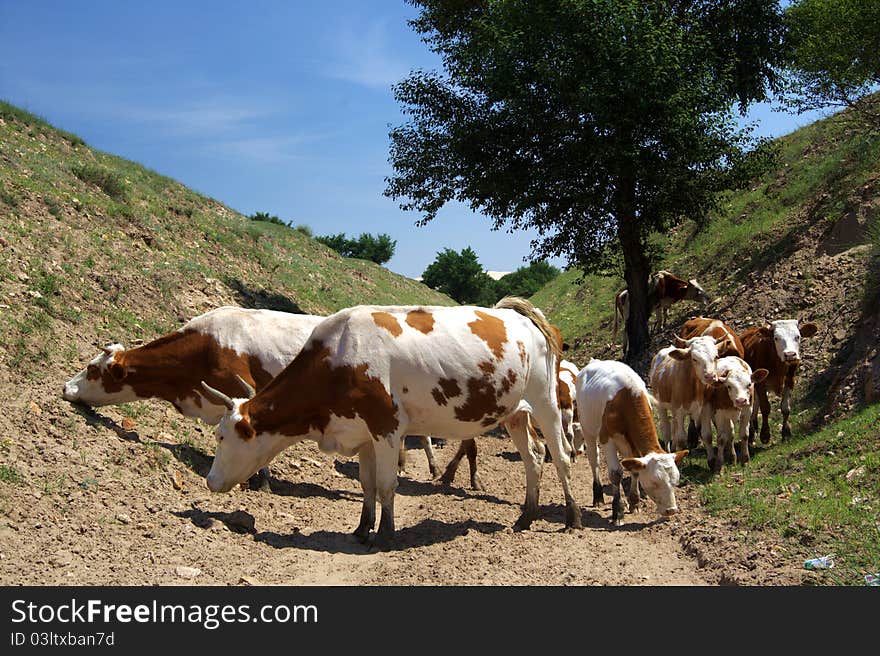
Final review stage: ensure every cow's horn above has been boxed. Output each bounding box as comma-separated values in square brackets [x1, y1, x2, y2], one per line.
[235, 375, 256, 399]
[673, 336, 688, 348]
[200, 382, 234, 410]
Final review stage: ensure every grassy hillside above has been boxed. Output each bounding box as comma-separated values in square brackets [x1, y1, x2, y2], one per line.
[0, 101, 453, 384]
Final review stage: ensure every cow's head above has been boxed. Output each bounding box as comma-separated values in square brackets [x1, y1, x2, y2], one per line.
[202, 382, 279, 493]
[621, 450, 687, 516]
[761, 319, 818, 364]
[669, 335, 723, 384]
[714, 357, 769, 408]
[686, 279, 710, 305]
[63, 343, 138, 406]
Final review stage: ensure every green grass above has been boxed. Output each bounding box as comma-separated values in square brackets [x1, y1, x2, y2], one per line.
[0, 464, 22, 484]
[699, 403, 880, 586]
[71, 163, 128, 201]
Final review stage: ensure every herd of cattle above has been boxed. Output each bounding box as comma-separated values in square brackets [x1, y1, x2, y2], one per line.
[61, 271, 817, 547]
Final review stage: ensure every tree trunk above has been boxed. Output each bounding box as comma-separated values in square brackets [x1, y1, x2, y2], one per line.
[616, 175, 651, 373]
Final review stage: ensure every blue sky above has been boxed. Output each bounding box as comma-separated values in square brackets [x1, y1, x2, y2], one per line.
[0, 1, 829, 279]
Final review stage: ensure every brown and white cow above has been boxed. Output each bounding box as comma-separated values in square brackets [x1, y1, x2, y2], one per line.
[613, 271, 710, 355]
[678, 317, 743, 357]
[649, 335, 725, 453]
[63, 306, 446, 487]
[741, 319, 818, 444]
[202, 298, 582, 549]
[677, 316, 744, 447]
[576, 359, 687, 526]
[704, 356, 768, 472]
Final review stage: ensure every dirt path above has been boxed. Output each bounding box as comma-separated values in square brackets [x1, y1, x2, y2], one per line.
[0, 379, 804, 586]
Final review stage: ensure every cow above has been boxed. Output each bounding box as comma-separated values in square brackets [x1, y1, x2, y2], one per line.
[613, 271, 710, 355]
[62, 306, 444, 488]
[677, 316, 744, 447]
[201, 298, 582, 549]
[576, 359, 688, 526]
[704, 356, 768, 472]
[648, 334, 725, 454]
[740, 319, 818, 444]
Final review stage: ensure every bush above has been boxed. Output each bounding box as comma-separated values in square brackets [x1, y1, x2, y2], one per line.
[294, 224, 313, 237]
[248, 211, 288, 227]
[316, 232, 397, 265]
[71, 164, 127, 200]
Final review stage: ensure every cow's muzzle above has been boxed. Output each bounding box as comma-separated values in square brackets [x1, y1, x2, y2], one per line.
[62, 383, 79, 402]
[662, 507, 678, 517]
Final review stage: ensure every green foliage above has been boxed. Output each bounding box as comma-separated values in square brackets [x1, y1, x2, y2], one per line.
[294, 224, 313, 237]
[493, 260, 560, 300]
[387, 0, 784, 361]
[0, 464, 22, 484]
[248, 211, 289, 227]
[71, 164, 128, 200]
[783, 0, 880, 122]
[422, 247, 495, 305]
[315, 232, 397, 265]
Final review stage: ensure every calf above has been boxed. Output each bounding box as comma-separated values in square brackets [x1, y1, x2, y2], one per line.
[576, 359, 687, 526]
[704, 357, 768, 472]
[202, 298, 581, 549]
[649, 335, 724, 453]
[741, 319, 818, 443]
[678, 316, 744, 446]
[613, 271, 710, 355]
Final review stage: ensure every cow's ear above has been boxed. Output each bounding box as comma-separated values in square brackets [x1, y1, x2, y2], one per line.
[235, 419, 256, 441]
[752, 368, 769, 384]
[621, 457, 647, 471]
[672, 450, 688, 464]
[673, 336, 688, 348]
[799, 322, 818, 338]
[108, 362, 127, 381]
[668, 348, 689, 361]
[758, 326, 774, 338]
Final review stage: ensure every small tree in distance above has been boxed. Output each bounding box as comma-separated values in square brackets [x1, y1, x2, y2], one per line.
[316, 232, 397, 265]
[421, 247, 496, 305]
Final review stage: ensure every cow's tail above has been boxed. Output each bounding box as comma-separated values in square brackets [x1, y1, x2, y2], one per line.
[612, 292, 620, 341]
[494, 296, 561, 360]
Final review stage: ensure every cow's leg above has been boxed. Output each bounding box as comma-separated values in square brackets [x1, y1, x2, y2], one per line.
[504, 413, 544, 531]
[606, 443, 625, 527]
[756, 384, 771, 444]
[372, 435, 402, 551]
[714, 416, 734, 474]
[572, 421, 585, 454]
[439, 440, 470, 486]
[658, 408, 673, 453]
[420, 436, 442, 479]
[626, 470, 640, 513]
[247, 466, 272, 493]
[781, 368, 796, 440]
[699, 405, 716, 472]
[687, 417, 700, 450]
[583, 431, 604, 506]
[463, 439, 484, 491]
[738, 407, 751, 465]
[397, 441, 408, 475]
[353, 442, 376, 544]
[672, 409, 688, 451]
[532, 403, 582, 530]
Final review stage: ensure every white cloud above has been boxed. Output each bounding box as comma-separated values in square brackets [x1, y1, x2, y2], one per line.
[321, 18, 409, 90]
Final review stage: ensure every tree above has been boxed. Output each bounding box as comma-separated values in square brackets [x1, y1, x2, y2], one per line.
[782, 0, 880, 124]
[315, 232, 397, 264]
[249, 211, 288, 227]
[386, 0, 783, 367]
[422, 247, 495, 305]
[493, 260, 560, 300]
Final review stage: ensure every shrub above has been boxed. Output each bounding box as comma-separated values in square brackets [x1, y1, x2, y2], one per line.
[71, 164, 128, 200]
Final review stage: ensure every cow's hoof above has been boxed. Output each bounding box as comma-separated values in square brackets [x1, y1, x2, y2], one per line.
[439, 473, 455, 487]
[370, 532, 395, 552]
[612, 518, 624, 527]
[470, 477, 486, 492]
[565, 507, 583, 530]
[429, 466, 442, 479]
[353, 526, 371, 544]
[513, 514, 533, 531]
[759, 431, 771, 445]
[781, 426, 792, 440]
